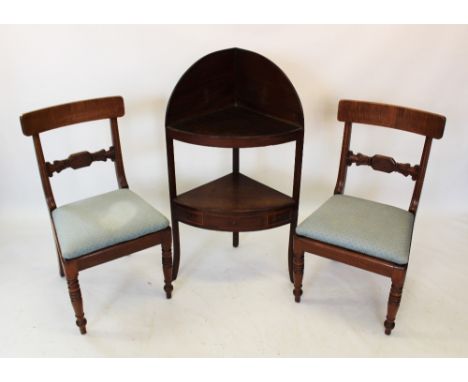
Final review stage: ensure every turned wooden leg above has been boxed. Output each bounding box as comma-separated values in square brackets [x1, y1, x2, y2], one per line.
[288, 222, 296, 283]
[161, 230, 174, 299]
[64, 263, 87, 335]
[233, 232, 239, 248]
[172, 221, 180, 281]
[384, 268, 406, 335]
[293, 243, 304, 303]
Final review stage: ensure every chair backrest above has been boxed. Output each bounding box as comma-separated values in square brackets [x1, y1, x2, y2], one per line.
[20, 96, 128, 211]
[334, 100, 446, 214]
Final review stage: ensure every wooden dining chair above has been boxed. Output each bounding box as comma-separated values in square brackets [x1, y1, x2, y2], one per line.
[293, 100, 446, 335]
[20, 96, 174, 335]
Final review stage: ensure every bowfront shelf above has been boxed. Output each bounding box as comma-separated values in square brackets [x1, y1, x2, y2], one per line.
[167, 106, 303, 148]
[173, 173, 296, 231]
[165, 47, 304, 281]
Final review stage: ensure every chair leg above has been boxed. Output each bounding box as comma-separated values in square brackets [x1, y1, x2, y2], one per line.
[57, 251, 65, 278]
[233, 232, 239, 248]
[384, 268, 406, 335]
[293, 242, 304, 303]
[52, 237, 65, 277]
[161, 230, 174, 299]
[172, 221, 180, 281]
[288, 223, 296, 283]
[64, 263, 87, 335]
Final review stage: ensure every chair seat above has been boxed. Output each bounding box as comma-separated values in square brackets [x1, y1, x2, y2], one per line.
[52, 189, 169, 260]
[296, 195, 415, 265]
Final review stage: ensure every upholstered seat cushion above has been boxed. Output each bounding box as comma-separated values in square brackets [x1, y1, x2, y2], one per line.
[52, 189, 169, 260]
[296, 195, 415, 265]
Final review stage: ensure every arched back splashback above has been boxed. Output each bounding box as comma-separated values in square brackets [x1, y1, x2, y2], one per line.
[166, 48, 304, 128]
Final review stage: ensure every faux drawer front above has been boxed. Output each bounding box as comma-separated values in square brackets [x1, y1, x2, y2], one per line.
[175, 206, 204, 226]
[204, 214, 267, 231]
[268, 209, 292, 226]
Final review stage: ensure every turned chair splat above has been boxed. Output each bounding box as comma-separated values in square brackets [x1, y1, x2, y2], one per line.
[346, 150, 420, 180]
[45, 146, 116, 177]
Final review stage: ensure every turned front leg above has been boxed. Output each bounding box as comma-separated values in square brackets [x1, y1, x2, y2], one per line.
[384, 269, 406, 335]
[293, 243, 304, 303]
[64, 263, 87, 335]
[161, 230, 174, 299]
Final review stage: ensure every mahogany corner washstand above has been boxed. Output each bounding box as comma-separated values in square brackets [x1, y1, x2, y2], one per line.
[165, 48, 304, 281]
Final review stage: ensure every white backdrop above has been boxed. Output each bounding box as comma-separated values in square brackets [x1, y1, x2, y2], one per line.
[1, 24, 468, 357]
[1, 24, 467, 221]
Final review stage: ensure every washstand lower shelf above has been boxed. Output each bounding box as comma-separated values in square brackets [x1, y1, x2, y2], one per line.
[173, 173, 296, 231]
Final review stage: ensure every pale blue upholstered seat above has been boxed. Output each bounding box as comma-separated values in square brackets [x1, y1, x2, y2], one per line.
[52, 189, 169, 260]
[296, 195, 414, 265]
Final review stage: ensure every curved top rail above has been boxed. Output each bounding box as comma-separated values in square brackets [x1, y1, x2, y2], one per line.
[20, 96, 124, 136]
[338, 100, 445, 139]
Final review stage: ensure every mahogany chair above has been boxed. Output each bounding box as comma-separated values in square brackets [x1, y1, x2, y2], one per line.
[293, 100, 446, 335]
[20, 96, 174, 335]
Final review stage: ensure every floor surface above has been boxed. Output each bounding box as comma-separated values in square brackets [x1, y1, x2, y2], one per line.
[1, 211, 467, 357]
